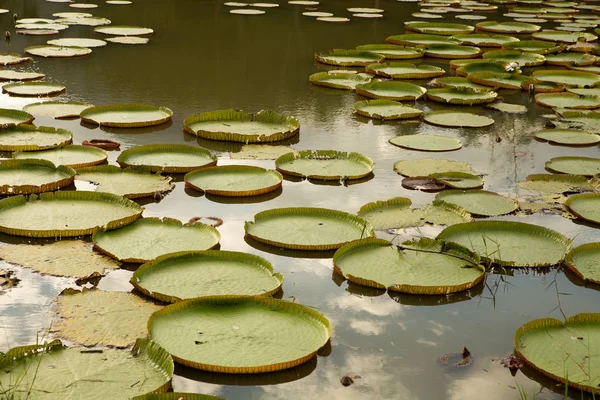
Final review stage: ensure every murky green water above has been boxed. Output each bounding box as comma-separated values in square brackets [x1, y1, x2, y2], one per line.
[0, 0, 599, 398]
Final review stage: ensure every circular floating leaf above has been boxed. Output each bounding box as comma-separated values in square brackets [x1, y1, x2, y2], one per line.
[358, 197, 472, 229]
[149, 297, 331, 373]
[309, 72, 371, 90]
[0, 109, 35, 128]
[47, 37, 107, 47]
[483, 50, 546, 66]
[0, 125, 71, 151]
[275, 150, 373, 180]
[0, 70, 45, 81]
[386, 33, 462, 46]
[25, 45, 92, 58]
[366, 62, 445, 79]
[16, 23, 69, 31]
[565, 244, 600, 284]
[503, 40, 564, 54]
[476, 20, 541, 33]
[486, 102, 528, 113]
[424, 110, 494, 127]
[355, 44, 425, 59]
[230, 8, 265, 14]
[0, 339, 173, 398]
[55, 16, 112, 26]
[533, 30, 597, 43]
[546, 156, 600, 176]
[131, 251, 283, 303]
[468, 72, 535, 90]
[429, 172, 484, 188]
[93, 217, 220, 263]
[0, 53, 32, 66]
[425, 44, 481, 59]
[245, 207, 374, 250]
[389, 134, 462, 152]
[2, 82, 65, 97]
[333, 238, 485, 294]
[302, 11, 333, 17]
[432, 76, 493, 91]
[185, 165, 282, 197]
[402, 176, 446, 191]
[567, 88, 600, 97]
[456, 60, 518, 76]
[183, 109, 299, 143]
[347, 7, 383, 13]
[535, 129, 600, 145]
[394, 158, 474, 176]
[545, 52, 598, 66]
[134, 393, 224, 400]
[314, 50, 383, 66]
[14, 144, 107, 168]
[436, 189, 518, 216]
[567, 65, 600, 75]
[437, 221, 570, 266]
[117, 144, 217, 173]
[406, 22, 475, 35]
[565, 193, 600, 225]
[23, 101, 93, 119]
[514, 314, 600, 393]
[452, 33, 519, 47]
[94, 25, 154, 35]
[0, 191, 143, 238]
[354, 99, 423, 120]
[76, 165, 173, 198]
[316, 16, 350, 22]
[518, 174, 592, 195]
[0, 159, 75, 195]
[105, 36, 150, 44]
[355, 81, 427, 101]
[533, 70, 600, 88]
[427, 87, 498, 105]
[80, 104, 173, 128]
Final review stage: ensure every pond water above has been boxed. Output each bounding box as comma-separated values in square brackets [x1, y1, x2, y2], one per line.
[0, 0, 599, 399]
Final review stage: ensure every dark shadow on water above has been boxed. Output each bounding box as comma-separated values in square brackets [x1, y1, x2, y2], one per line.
[345, 281, 387, 297]
[244, 236, 336, 259]
[563, 265, 600, 292]
[80, 120, 174, 134]
[0, 232, 94, 246]
[205, 188, 283, 204]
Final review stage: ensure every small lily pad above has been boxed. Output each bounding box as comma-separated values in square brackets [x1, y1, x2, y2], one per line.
[0, 53, 32, 66]
[452, 33, 519, 47]
[0, 125, 71, 151]
[309, 72, 371, 90]
[94, 25, 154, 35]
[483, 50, 546, 66]
[355, 44, 425, 59]
[518, 174, 592, 195]
[468, 72, 535, 90]
[386, 33, 462, 46]
[476, 20, 541, 33]
[0, 159, 75, 195]
[25, 45, 92, 58]
[402, 176, 447, 191]
[427, 87, 498, 105]
[23, 101, 94, 119]
[0, 70, 45, 81]
[47, 37, 107, 47]
[532, 30, 597, 43]
[425, 44, 481, 59]
[406, 22, 475, 35]
[486, 102, 528, 113]
[565, 243, 600, 284]
[80, 104, 173, 128]
[533, 70, 600, 88]
[365, 62, 445, 79]
[354, 99, 424, 120]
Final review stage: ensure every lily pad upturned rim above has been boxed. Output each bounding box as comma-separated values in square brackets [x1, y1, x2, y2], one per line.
[353, 99, 424, 120]
[130, 250, 284, 303]
[424, 44, 482, 59]
[532, 70, 600, 88]
[565, 193, 600, 225]
[308, 71, 372, 90]
[0, 52, 32, 66]
[565, 243, 600, 284]
[365, 62, 446, 79]
[0, 124, 72, 151]
[116, 144, 217, 173]
[355, 44, 426, 59]
[467, 72, 535, 90]
[80, 104, 173, 128]
[545, 156, 600, 176]
[275, 150, 374, 180]
[435, 189, 519, 216]
[355, 80, 427, 101]
[476, 20, 542, 33]
[2, 81, 66, 97]
[0, 159, 76, 195]
[429, 171, 484, 189]
[93, 25, 154, 36]
[386, 33, 462, 46]
[534, 128, 600, 145]
[13, 144, 108, 169]
[0, 109, 35, 128]
[405, 22, 476, 35]
[426, 87, 498, 105]
[184, 165, 283, 197]
[23, 101, 94, 119]
[24, 44, 93, 58]
[314, 49, 385, 66]
[183, 109, 300, 143]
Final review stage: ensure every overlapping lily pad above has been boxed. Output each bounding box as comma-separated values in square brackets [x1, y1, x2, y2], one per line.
[432, 76, 493, 91]
[25, 45, 92, 58]
[437, 220, 571, 266]
[0, 125, 71, 151]
[477, 20, 541, 33]
[3, 82, 66, 97]
[353, 99, 424, 120]
[451, 33, 519, 47]
[545, 52, 598, 66]
[424, 110, 494, 127]
[425, 44, 481, 59]
[314, 50, 384, 66]
[546, 156, 600, 176]
[333, 238, 485, 294]
[406, 22, 475, 35]
[355, 44, 425, 59]
[389, 134, 462, 151]
[533, 70, 600, 88]
[275, 150, 373, 180]
[534, 129, 600, 145]
[185, 165, 282, 196]
[0, 109, 35, 128]
[565, 193, 600, 225]
[468, 72, 535, 89]
[183, 109, 299, 143]
[308, 72, 371, 90]
[14, 145, 107, 168]
[565, 244, 600, 284]
[105, 36, 150, 44]
[130, 251, 283, 302]
[518, 174, 592, 195]
[76, 165, 174, 198]
[386, 33, 462, 46]
[0, 52, 32, 66]
[456, 60, 519, 76]
[0, 70, 45, 81]
[0, 159, 75, 195]
[536, 93, 600, 109]
[436, 189, 518, 216]
[503, 40, 564, 54]
[365, 62, 445, 79]
[117, 144, 217, 173]
[47, 37, 107, 47]
[427, 87, 498, 105]
[23, 101, 94, 119]
[483, 50, 546, 66]
[80, 104, 173, 127]
[356, 81, 427, 101]
[429, 172, 484, 189]
[149, 297, 332, 373]
[94, 25, 154, 35]
[532, 30, 597, 43]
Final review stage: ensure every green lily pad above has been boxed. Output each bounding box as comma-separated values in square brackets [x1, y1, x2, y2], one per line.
[14, 144, 107, 168]
[534, 129, 600, 145]
[429, 172, 484, 189]
[0, 109, 35, 128]
[486, 102, 528, 113]
[314, 49, 384, 66]
[80, 104, 173, 128]
[355, 44, 425, 59]
[545, 52, 598, 66]
[93, 217, 221, 263]
[308, 72, 371, 90]
[353, 99, 424, 120]
[149, 297, 331, 373]
[483, 50, 546, 66]
[432, 76, 494, 91]
[0, 70, 45, 81]
[451, 33, 520, 47]
[245, 207, 374, 250]
[386, 33, 462, 46]
[184, 165, 282, 196]
[0, 191, 142, 237]
[427, 87, 498, 105]
[567, 88, 600, 97]
[0, 159, 75, 195]
[425, 44, 481, 59]
[75, 165, 174, 199]
[389, 134, 462, 151]
[117, 144, 217, 173]
[0, 52, 32, 66]
[355, 81, 427, 101]
[130, 250, 283, 303]
[332, 237, 485, 294]
[518, 174, 592, 194]
[2, 81, 66, 97]
[424, 110, 495, 127]
[476, 20, 541, 33]
[47, 37, 107, 47]
[503, 40, 564, 54]
[536, 93, 600, 109]
[553, 110, 600, 134]
[468, 72, 535, 89]
[183, 109, 299, 143]
[94, 25, 154, 35]
[365, 62, 445, 79]
[133, 395, 224, 400]
[514, 314, 600, 393]
[436, 189, 518, 216]
[357, 197, 472, 229]
[23, 101, 94, 119]
[275, 150, 373, 180]
[0, 125, 71, 151]
[230, 145, 297, 160]
[533, 70, 600, 88]
[565, 243, 600, 284]
[565, 193, 600, 225]
[25, 45, 92, 58]
[567, 65, 600, 75]
[456, 60, 519, 76]
[546, 156, 600, 176]
[532, 30, 598, 43]
[437, 220, 571, 266]
[0, 339, 173, 399]
[406, 22, 475, 35]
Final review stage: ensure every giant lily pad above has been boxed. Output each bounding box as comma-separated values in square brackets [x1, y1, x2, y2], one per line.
[80, 104, 173, 128]
[503, 40, 564, 54]
[25, 45, 92, 58]
[436, 189, 518, 216]
[0, 159, 75, 195]
[117, 144, 217, 173]
[94, 25, 154, 35]
[183, 109, 299, 143]
[476, 20, 541, 33]
[451, 33, 520, 47]
[355, 44, 425, 59]
[130, 250, 283, 302]
[437, 220, 571, 266]
[468, 72, 535, 89]
[0, 191, 143, 237]
[0, 52, 32, 65]
[93, 217, 221, 263]
[0, 70, 45, 81]
[2, 82, 66, 97]
[427, 87, 498, 104]
[429, 172, 484, 189]
[133, 394, 224, 400]
[54, 290, 162, 347]
[534, 129, 600, 145]
[425, 44, 481, 58]
[552, 111, 600, 134]
[533, 30, 597, 43]
[483, 50, 546, 66]
[332, 238, 485, 294]
[275, 150, 374, 180]
[23, 101, 94, 119]
[424, 110, 494, 127]
[365, 62, 445, 79]
[456, 60, 519, 76]
[406, 22, 475, 35]
[546, 156, 600, 176]
[514, 314, 600, 393]
[386, 34, 461, 46]
[431, 76, 493, 91]
[308, 72, 371, 90]
[314, 49, 384, 66]
[47, 37, 107, 47]
[355, 81, 427, 101]
[545, 52, 598, 66]
[536, 93, 600, 109]
[394, 158, 474, 177]
[76, 165, 174, 199]
[389, 134, 462, 151]
[184, 165, 282, 196]
[354, 99, 424, 120]
[565, 193, 600, 225]
[0, 125, 72, 151]
[148, 297, 331, 373]
[14, 145, 107, 168]
[0, 109, 35, 128]
[0, 339, 173, 399]
[565, 244, 600, 284]
[533, 70, 600, 88]
[357, 197, 472, 229]
[245, 207, 374, 250]
[518, 174, 592, 195]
